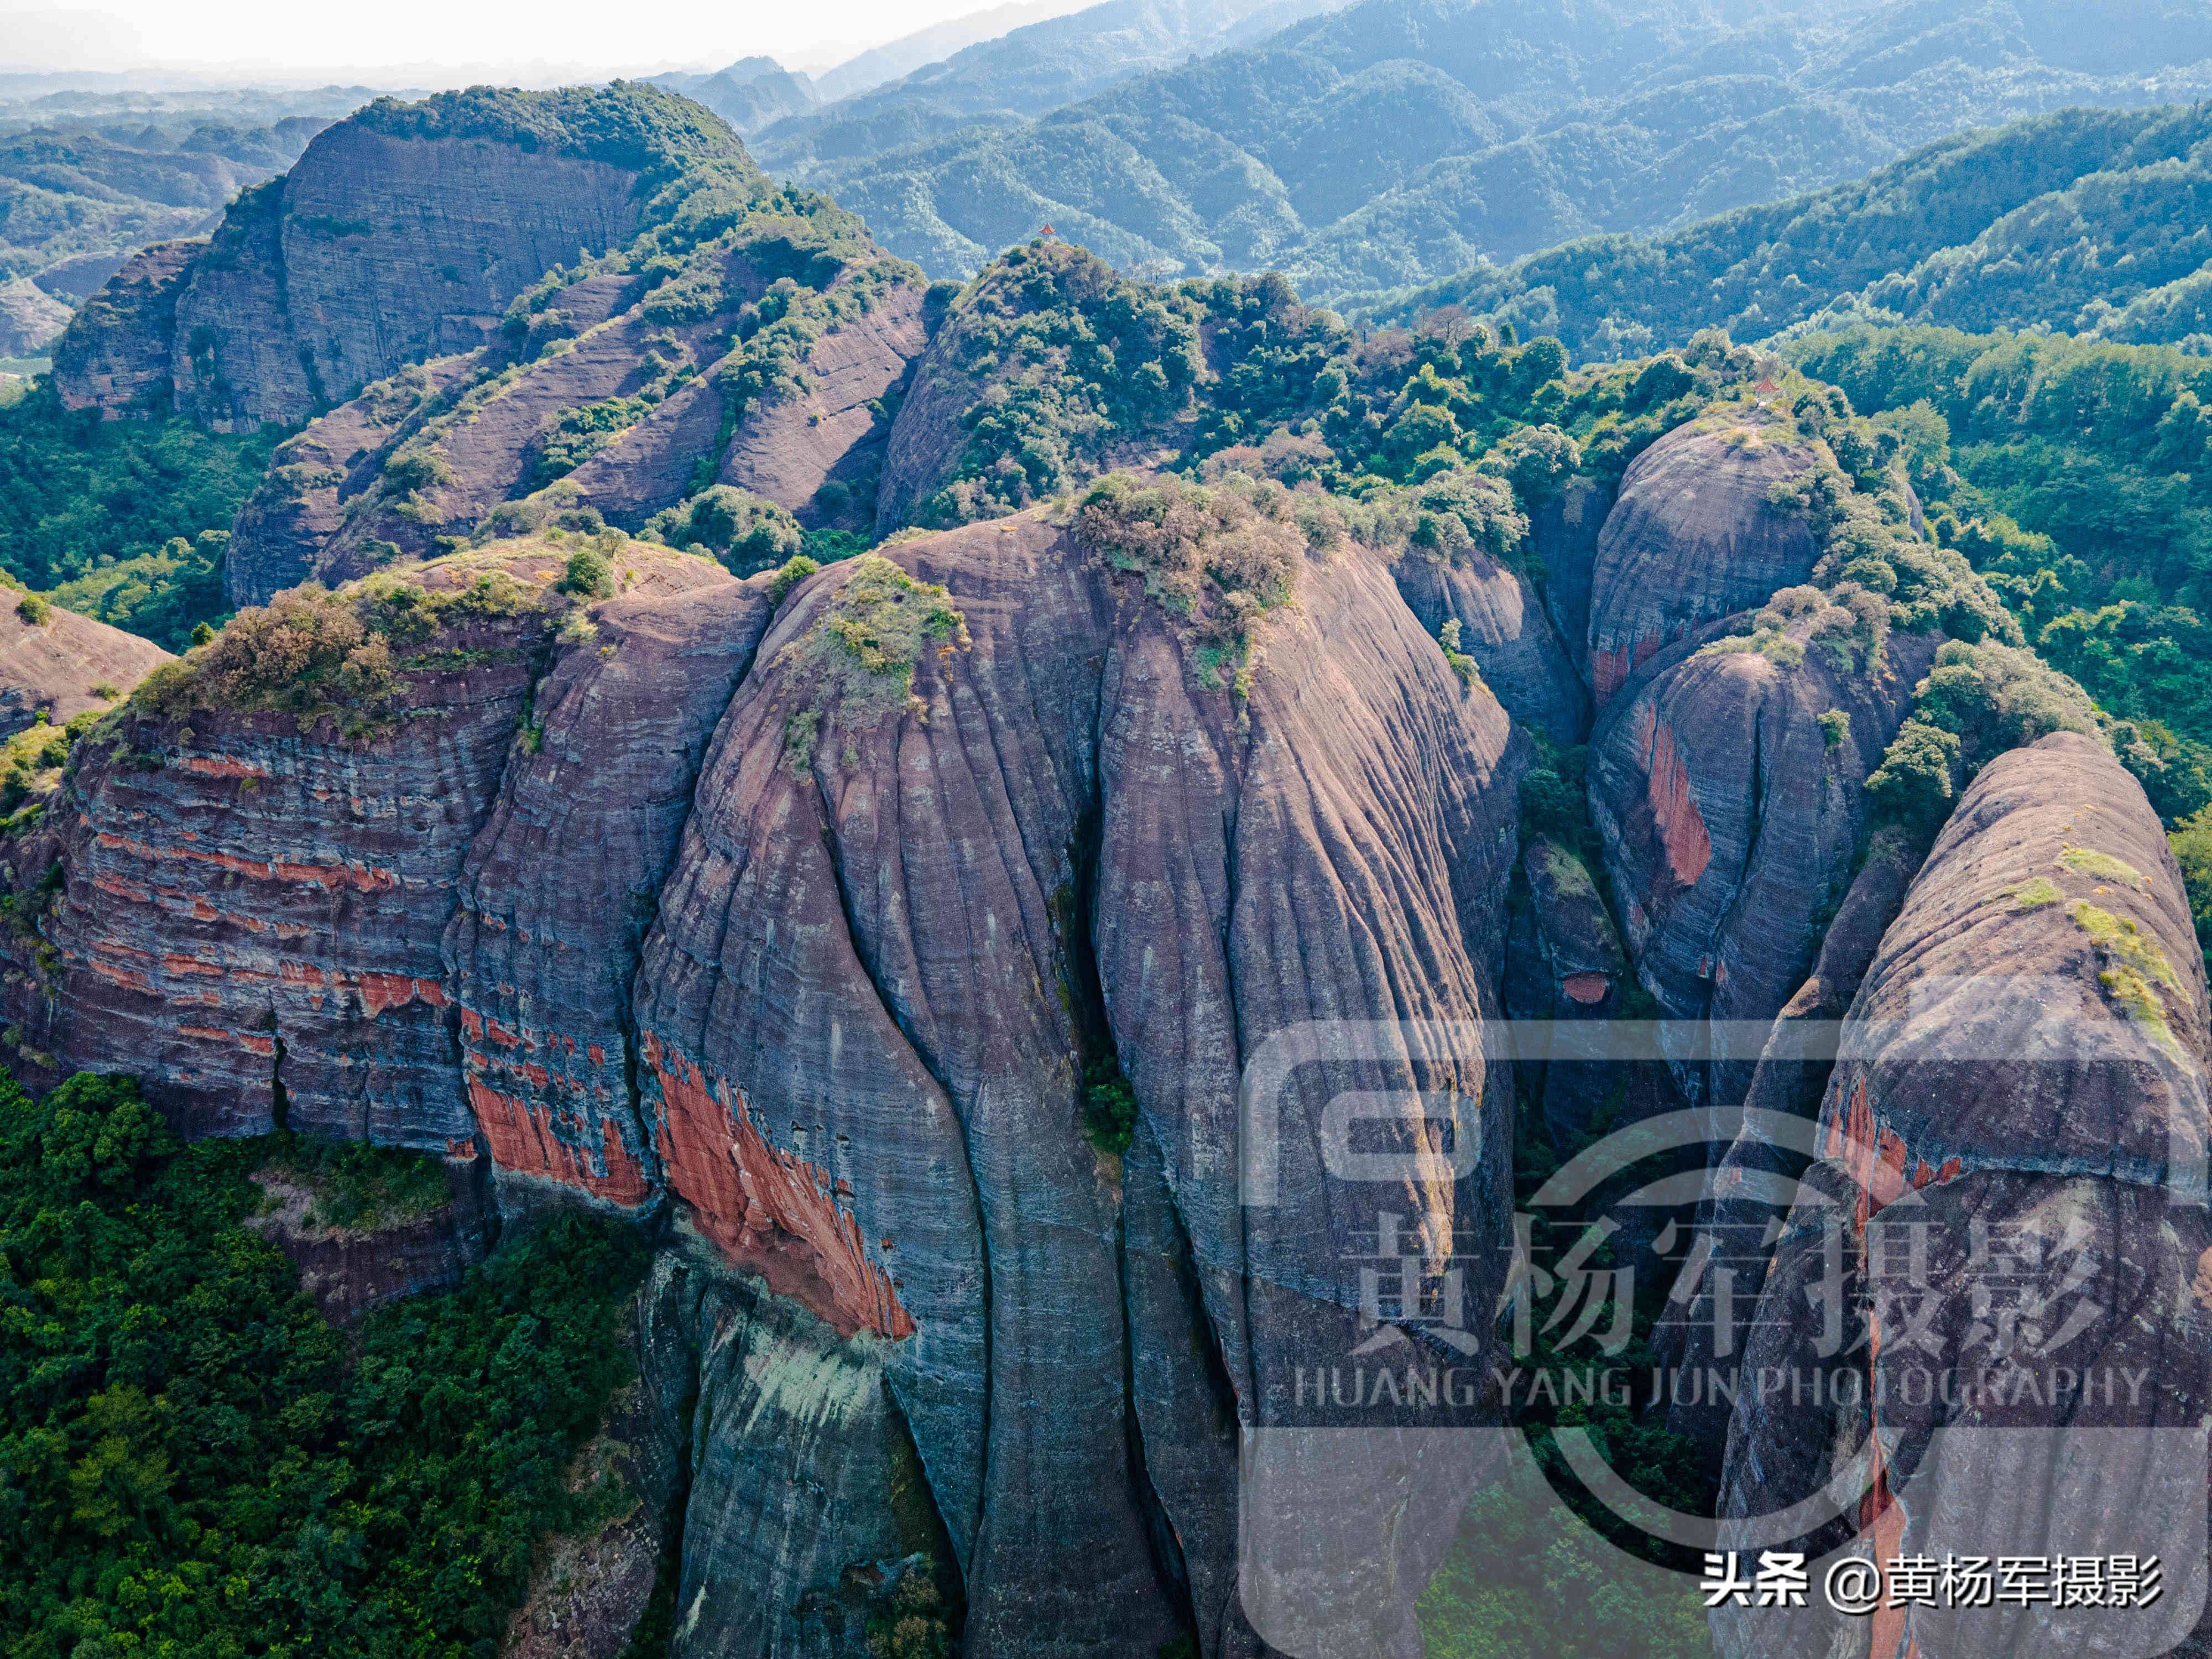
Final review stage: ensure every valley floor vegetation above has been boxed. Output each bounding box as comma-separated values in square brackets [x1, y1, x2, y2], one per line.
[0, 1072, 651, 1659]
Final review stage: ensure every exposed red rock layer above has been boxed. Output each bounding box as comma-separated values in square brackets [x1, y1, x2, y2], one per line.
[646, 1038, 914, 1340]
[1716, 734, 2212, 1659]
[1591, 617, 1931, 1107]
[446, 568, 772, 1213]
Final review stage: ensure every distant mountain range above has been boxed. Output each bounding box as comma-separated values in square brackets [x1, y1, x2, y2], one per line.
[782, 0, 2212, 296]
[0, 86, 378, 299]
[747, 0, 1352, 170]
[1355, 101, 2212, 356]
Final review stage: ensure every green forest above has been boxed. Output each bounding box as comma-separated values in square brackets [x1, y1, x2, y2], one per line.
[0, 381, 279, 649]
[0, 1073, 651, 1658]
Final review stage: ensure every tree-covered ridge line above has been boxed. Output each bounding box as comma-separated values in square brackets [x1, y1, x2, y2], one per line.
[794, 0, 2212, 299]
[1355, 103, 2212, 356]
[0, 1072, 651, 1658]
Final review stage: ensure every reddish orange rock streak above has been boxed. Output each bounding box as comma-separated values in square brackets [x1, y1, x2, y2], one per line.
[468, 1077, 653, 1206]
[644, 1035, 913, 1340]
[1637, 711, 1712, 888]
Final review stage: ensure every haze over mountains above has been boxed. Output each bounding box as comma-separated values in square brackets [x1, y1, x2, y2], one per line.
[786, 0, 2212, 295]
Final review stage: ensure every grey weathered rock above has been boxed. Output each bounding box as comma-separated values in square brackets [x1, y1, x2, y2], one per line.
[1586, 422, 1820, 706]
[53, 85, 751, 431]
[714, 276, 925, 531]
[1392, 548, 1588, 745]
[49, 239, 201, 415]
[1589, 617, 1933, 1109]
[1715, 732, 2212, 1659]
[450, 566, 775, 1217]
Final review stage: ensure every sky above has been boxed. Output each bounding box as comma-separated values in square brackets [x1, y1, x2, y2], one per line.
[0, 0, 989, 79]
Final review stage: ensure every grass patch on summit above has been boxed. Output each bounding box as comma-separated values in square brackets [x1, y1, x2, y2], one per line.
[775, 554, 969, 772]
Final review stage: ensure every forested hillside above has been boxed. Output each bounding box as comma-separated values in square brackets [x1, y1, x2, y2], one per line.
[1787, 327, 2212, 805]
[751, 0, 1349, 173]
[792, 0, 2212, 295]
[1363, 103, 2212, 354]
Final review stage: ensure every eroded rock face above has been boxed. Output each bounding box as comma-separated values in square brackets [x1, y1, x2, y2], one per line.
[221, 264, 929, 608]
[49, 240, 201, 416]
[0, 602, 172, 739]
[18, 545, 728, 1145]
[713, 278, 925, 532]
[223, 356, 479, 607]
[52, 90, 714, 430]
[0, 510, 1528, 1656]
[1392, 549, 1588, 746]
[1531, 472, 1611, 691]
[1586, 424, 1820, 705]
[627, 515, 1524, 1652]
[1655, 826, 1922, 1463]
[449, 570, 775, 1215]
[1589, 622, 1933, 1108]
[1715, 732, 2212, 1659]
[634, 1247, 954, 1659]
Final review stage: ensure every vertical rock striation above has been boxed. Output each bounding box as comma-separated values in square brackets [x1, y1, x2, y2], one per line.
[1716, 732, 2212, 1658]
[1585, 423, 1819, 706]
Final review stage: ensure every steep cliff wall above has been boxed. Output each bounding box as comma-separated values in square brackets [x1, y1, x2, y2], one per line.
[49, 239, 200, 416]
[1586, 421, 1820, 705]
[448, 567, 775, 1214]
[629, 514, 1524, 1655]
[18, 541, 728, 1145]
[1589, 618, 1932, 1107]
[0, 500, 1528, 1656]
[53, 84, 757, 431]
[1715, 732, 2212, 1658]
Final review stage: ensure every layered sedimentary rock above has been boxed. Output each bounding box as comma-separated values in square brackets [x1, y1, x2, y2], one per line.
[1588, 617, 1933, 1108]
[448, 568, 775, 1212]
[1, 505, 1528, 1656]
[1585, 422, 1820, 705]
[49, 239, 200, 415]
[18, 543, 728, 1146]
[222, 356, 479, 604]
[710, 277, 925, 531]
[214, 135, 931, 609]
[0, 599, 172, 738]
[1715, 732, 2212, 1658]
[53, 86, 734, 430]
